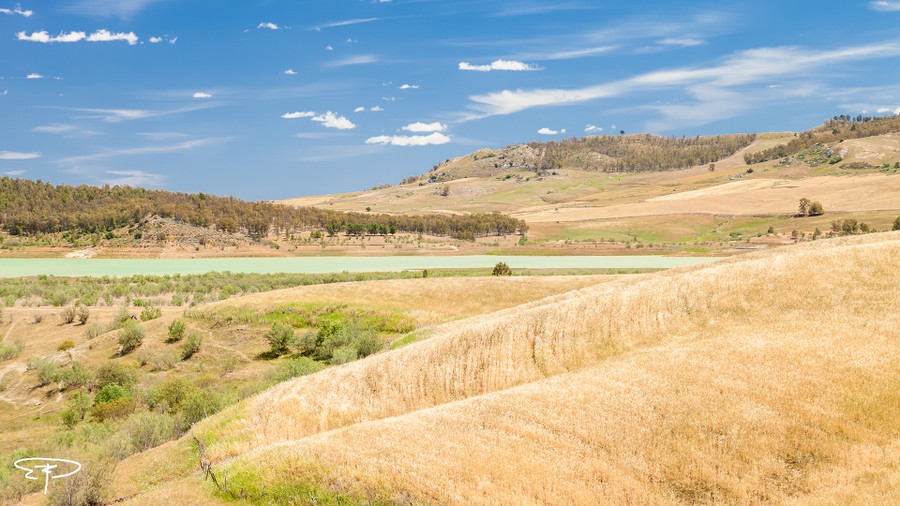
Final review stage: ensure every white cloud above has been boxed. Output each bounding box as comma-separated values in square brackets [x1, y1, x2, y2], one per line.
[537, 127, 566, 135]
[366, 132, 451, 146]
[26, 73, 44, 79]
[585, 124, 603, 133]
[2, 170, 26, 176]
[402, 122, 447, 133]
[0, 151, 40, 160]
[17, 29, 138, 45]
[463, 40, 900, 120]
[399, 84, 419, 89]
[459, 59, 542, 72]
[101, 170, 164, 187]
[370, 106, 383, 112]
[69, 104, 215, 123]
[353, 106, 366, 113]
[282, 111, 356, 129]
[325, 45, 334, 51]
[870, 1, 900, 11]
[33, 123, 76, 134]
[659, 37, 704, 47]
[149, 36, 163, 43]
[257, 22, 279, 30]
[86, 29, 139, 45]
[192, 92, 213, 98]
[284, 69, 297, 75]
[282, 111, 316, 119]
[877, 106, 900, 114]
[0, 5, 33, 17]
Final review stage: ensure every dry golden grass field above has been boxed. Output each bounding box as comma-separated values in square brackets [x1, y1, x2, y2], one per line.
[98, 232, 900, 505]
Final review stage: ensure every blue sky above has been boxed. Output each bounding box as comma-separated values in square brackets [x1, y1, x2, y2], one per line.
[2, 0, 900, 200]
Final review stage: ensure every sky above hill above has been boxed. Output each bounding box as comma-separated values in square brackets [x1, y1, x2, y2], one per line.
[3, 0, 900, 199]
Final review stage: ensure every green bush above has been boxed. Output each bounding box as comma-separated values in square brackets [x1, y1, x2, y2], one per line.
[271, 357, 325, 383]
[124, 411, 176, 452]
[265, 322, 296, 356]
[118, 320, 146, 355]
[330, 345, 358, 365]
[0, 340, 22, 361]
[180, 389, 226, 427]
[28, 357, 59, 386]
[60, 391, 92, 428]
[140, 306, 162, 321]
[57, 339, 76, 351]
[181, 333, 202, 360]
[95, 383, 128, 404]
[77, 305, 90, 325]
[492, 262, 512, 276]
[90, 396, 136, 421]
[147, 377, 197, 414]
[84, 322, 104, 339]
[60, 305, 77, 324]
[92, 363, 136, 392]
[57, 362, 91, 390]
[167, 318, 186, 343]
[894, 214, 900, 231]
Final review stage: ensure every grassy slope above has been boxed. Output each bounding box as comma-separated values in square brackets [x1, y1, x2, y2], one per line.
[111, 232, 899, 504]
[280, 133, 900, 246]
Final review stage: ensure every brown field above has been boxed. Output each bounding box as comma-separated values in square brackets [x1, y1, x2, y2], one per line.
[105, 232, 900, 505]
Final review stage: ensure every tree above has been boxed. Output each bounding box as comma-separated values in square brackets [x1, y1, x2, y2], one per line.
[893, 214, 900, 231]
[808, 201, 824, 216]
[118, 320, 146, 356]
[708, 163, 715, 172]
[265, 322, 296, 356]
[798, 198, 811, 216]
[492, 262, 512, 276]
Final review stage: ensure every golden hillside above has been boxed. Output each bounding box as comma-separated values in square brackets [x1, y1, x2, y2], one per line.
[110, 232, 900, 504]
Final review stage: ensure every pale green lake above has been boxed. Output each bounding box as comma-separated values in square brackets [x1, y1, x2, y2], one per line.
[0, 256, 721, 278]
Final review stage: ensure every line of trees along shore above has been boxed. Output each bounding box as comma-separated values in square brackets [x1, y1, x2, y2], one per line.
[0, 178, 527, 240]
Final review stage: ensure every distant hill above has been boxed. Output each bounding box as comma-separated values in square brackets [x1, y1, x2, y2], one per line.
[414, 133, 756, 183]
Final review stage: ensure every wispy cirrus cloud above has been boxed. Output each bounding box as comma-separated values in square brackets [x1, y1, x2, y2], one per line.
[0, 151, 40, 160]
[58, 138, 228, 165]
[870, 1, 900, 11]
[459, 59, 541, 72]
[366, 132, 451, 146]
[33, 123, 77, 134]
[462, 40, 900, 126]
[496, 2, 592, 16]
[67, 103, 217, 123]
[325, 54, 380, 67]
[314, 17, 379, 30]
[62, 0, 168, 19]
[101, 170, 165, 187]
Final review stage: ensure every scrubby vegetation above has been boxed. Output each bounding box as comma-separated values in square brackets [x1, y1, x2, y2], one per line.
[0, 177, 526, 239]
[527, 133, 756, 173]
[744, 114, 900, 164]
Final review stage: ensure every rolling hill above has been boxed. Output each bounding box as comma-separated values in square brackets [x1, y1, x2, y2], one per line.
[103, 231, 900, 504]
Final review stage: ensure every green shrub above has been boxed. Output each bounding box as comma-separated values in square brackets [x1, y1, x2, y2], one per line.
[84, 322, 104, 339]
[77, 305, 90, 325]
[91, 396, 136, 421]
[181, 389, 226, 427]
[492, 262, 512, 276]
[118, 320, 146, 355]
[271, 357, 325, 383]
[60, 391, 92, 428]
[60, 305, 77, 324]
[93, 363, 136, 392]
[140, 306, 162, 321]
[28, 357, 59, 386]
[181, 333, 202, 360]
[331, 345, 358, 365]
[147, 377, 197, 414]
[0, 340, 22, 361]
[57, 339, 76, 352]
[95, 383, 128, 404]
[57, 362, 91, 390]
[894, 214, 900, 231]
[124, 411, 176, 452]
[167, 318, 186, 343]
[265, 322, 296, 356]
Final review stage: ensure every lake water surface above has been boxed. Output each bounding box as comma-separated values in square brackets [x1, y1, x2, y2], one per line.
[0, 255, 722, 278]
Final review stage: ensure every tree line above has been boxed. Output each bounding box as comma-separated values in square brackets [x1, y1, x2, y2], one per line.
[527, 133, 756, 173]
[743, 114, 900, 164]
[0, 177, 527, 240]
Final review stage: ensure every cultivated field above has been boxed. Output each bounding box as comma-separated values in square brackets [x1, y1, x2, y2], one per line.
[104, 232, 900, 505]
